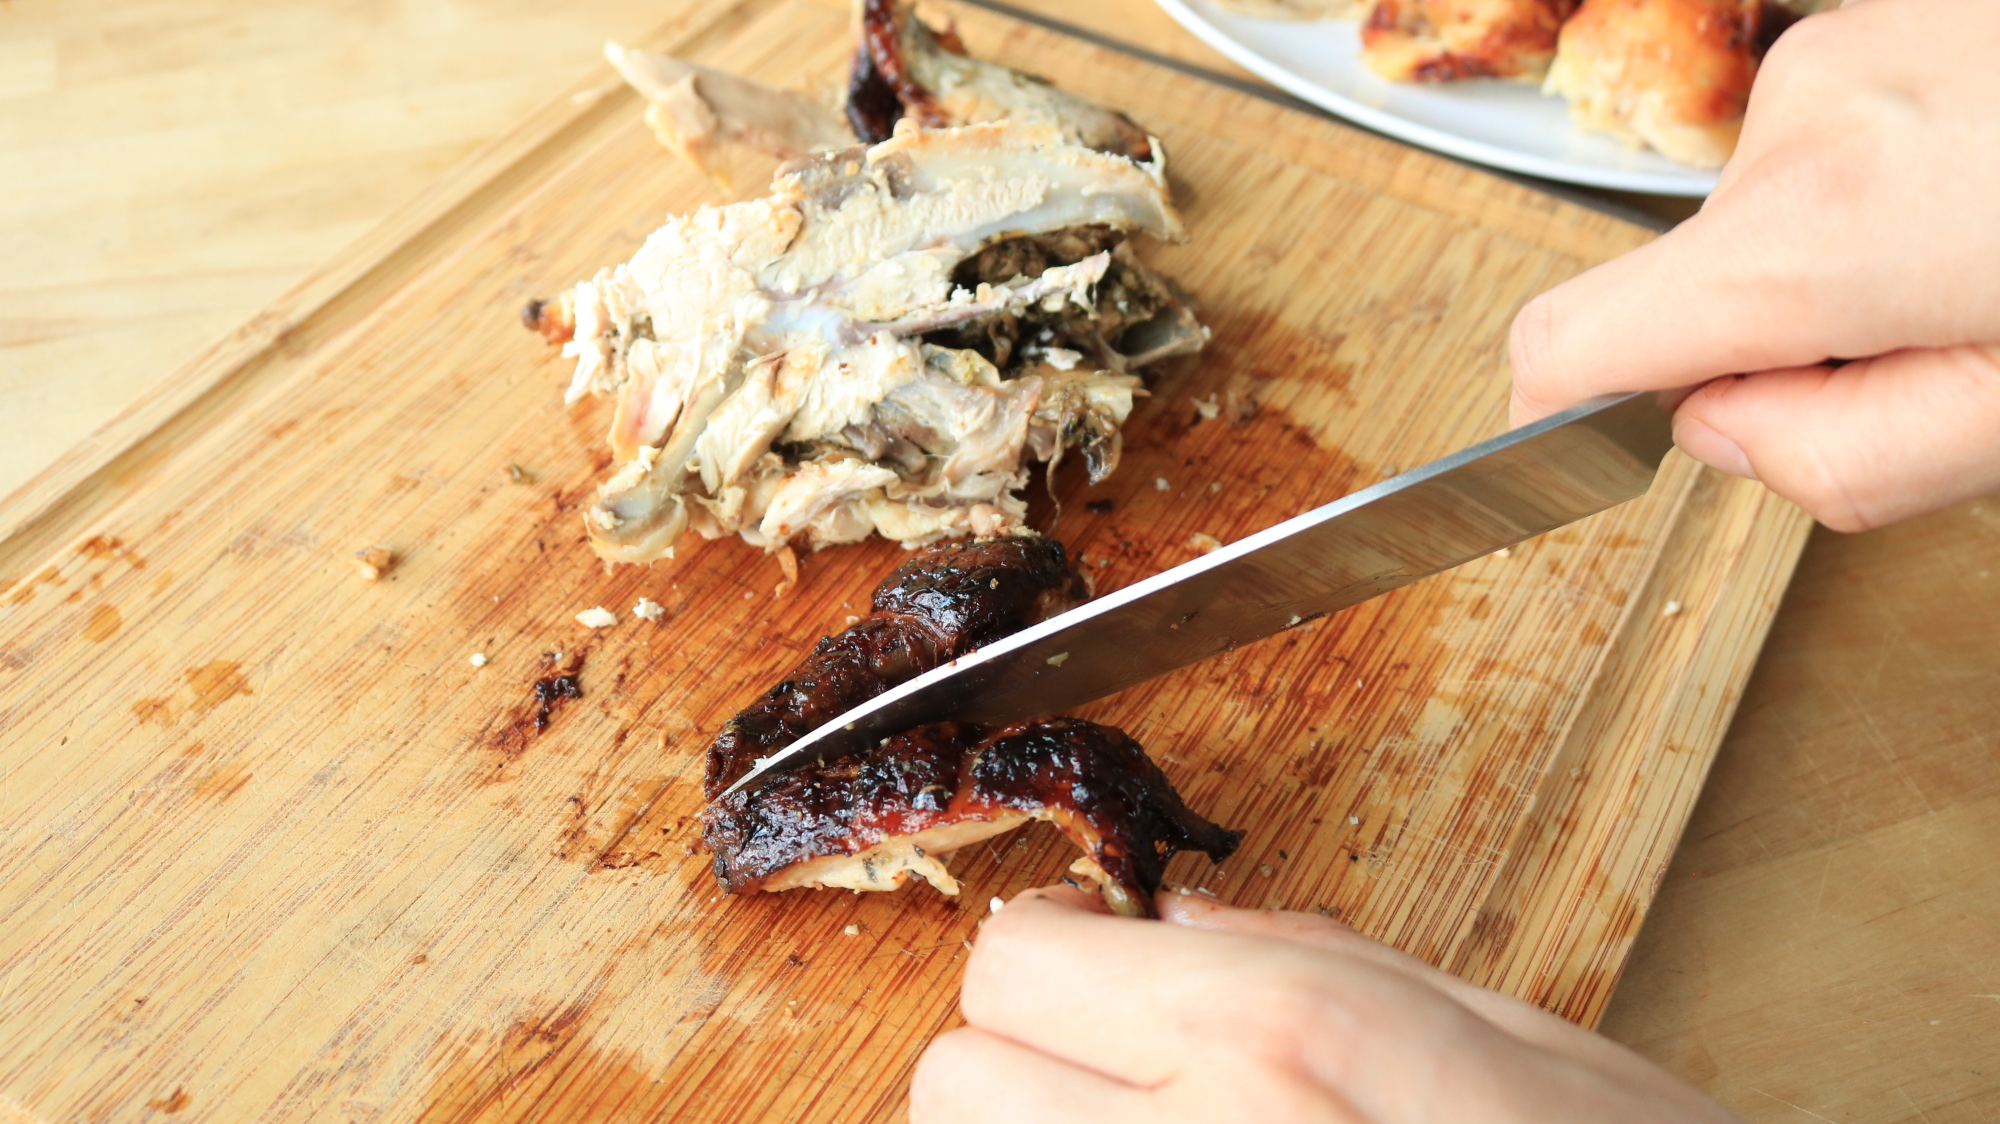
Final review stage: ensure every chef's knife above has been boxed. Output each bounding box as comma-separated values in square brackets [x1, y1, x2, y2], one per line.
[723, 391, 1676, 795]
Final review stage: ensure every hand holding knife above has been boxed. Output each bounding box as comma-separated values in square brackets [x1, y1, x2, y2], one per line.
[726, 391, 1676, 795]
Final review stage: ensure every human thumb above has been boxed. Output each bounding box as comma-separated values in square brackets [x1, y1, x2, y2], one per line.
[1671, 344, 2000, 531]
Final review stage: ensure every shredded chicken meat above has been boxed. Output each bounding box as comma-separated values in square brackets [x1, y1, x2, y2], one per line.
[701, 535, 1240, 917]
[533, 3, 1206, 562]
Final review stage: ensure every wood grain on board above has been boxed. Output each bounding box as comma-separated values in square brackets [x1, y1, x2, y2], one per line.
[0, 2, 1810, 1121]
[0, 0, 707, 508]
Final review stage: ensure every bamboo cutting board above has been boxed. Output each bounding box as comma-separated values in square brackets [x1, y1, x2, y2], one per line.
[0, 1, 1813, 1120]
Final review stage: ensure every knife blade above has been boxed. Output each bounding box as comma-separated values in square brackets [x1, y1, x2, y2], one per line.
[723, 391, 1675, 795]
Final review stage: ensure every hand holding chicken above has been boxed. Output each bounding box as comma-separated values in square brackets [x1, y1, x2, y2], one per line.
[912, 887, 1741, 1123]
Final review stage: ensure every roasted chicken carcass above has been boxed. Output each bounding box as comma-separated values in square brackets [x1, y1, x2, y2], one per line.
[532, 119, 1205, 561]
[534, 2, 1209, 562]
[701, 535, 1241, 918]
[1361, 0, 1580, 82]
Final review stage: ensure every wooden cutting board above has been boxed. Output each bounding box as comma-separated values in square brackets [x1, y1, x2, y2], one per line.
[0, 1, 1813, 1120]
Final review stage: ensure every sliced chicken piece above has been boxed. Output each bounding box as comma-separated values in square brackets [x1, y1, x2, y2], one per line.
[701, 536, 1240, 918]
[719, 718, 1241, 918]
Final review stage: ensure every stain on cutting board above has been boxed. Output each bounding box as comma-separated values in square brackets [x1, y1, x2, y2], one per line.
[82, 604, 122, 641]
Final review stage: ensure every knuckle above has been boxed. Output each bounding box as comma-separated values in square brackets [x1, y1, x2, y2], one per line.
[1218, 965, 1351, 1059]
[1788, 475, 1873, 532]
[1768, 435, 1876, 533]
[1784, 444, 1878, 531]
[1507, 294, 1558, 399]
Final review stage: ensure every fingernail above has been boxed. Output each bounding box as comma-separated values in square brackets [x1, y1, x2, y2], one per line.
[1673, 418, 1759, 481]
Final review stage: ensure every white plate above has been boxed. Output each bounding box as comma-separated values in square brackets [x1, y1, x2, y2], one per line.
[1153, 0, 1717, 196]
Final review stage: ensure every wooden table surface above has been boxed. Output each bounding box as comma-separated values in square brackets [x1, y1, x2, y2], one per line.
[5, 1, 1995, 1120]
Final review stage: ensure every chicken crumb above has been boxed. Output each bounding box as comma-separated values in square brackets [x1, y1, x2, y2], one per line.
[633, 598, 665, 622]
[1662, 600, 1683, 617]
[1224, 388, 1259, 424]
[773, 545, 800, 598]
[1188, 532, 1222, 554]
[1154, 477, 1170, 491]
[352, 545, 395, 581]
[843, 924, 860, 937]
[576, 606, 618, 628]
[1258, 864, 1275, 878]
[1349, 816, 1361, 825]
[1192, 394, 1220, 420]
[469, 653, 488, 668]
[1494, 547, 1513, 559]
[988, 896, 1006, 914]
[1042, 347, 1083, 370]
[503, 464, 533, 484]
[1046, 652, 1070, 667]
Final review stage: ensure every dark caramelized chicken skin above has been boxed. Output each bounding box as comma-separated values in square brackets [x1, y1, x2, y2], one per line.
[847, 0, 1157, 161]
[702, 536, 1241, 918]
[701, 535, 1090, 796]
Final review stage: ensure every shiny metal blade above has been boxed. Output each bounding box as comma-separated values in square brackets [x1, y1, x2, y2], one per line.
[723, 392, 1675, 794]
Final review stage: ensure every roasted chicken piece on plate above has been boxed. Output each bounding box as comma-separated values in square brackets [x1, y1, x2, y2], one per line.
[1545, 0, 1775, 168]
[1361, 0, 1580, 82]
[701, 535, 1241, 918]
